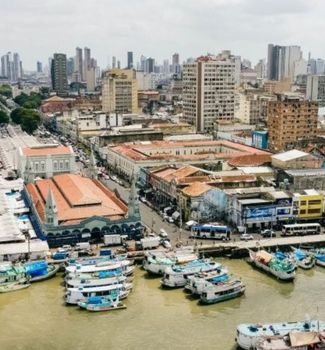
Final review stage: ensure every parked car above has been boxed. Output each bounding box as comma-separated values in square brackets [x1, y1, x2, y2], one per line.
[184, 220, 198, 230]
[159, 229, 168, 238]
[240, 233, 254, 241]
[161, 240, 171, 249]
[261, 229, 274, 238]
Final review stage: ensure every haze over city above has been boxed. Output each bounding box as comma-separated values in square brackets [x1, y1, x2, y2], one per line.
[2, 0, 325, 69]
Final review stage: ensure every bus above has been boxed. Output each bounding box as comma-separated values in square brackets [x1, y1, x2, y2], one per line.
[191, 224, 231, 240]
[281, 223, 321, 237]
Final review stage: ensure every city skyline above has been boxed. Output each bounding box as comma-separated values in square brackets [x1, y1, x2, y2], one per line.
[1, 0, 325, 70]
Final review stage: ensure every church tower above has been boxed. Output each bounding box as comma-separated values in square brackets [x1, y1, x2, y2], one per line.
[45, 188, 58, 226]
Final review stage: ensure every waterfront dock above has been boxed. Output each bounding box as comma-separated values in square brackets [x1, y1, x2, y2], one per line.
[198, 234, 325, 257]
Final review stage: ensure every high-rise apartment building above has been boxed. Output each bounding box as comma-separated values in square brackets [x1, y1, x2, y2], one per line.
[267, 44, 303, 81]
[75, 47, 83, 81]
[183, 51, 236, 133]
[112, 56, 116, 69]
[145, 58, 155, 73]
[51, 53, 68, 95]
[127, 51, 133, 69]
[102, 68, 137, 114]
[83, 47, 91, 79]
[267, 94, 318, 152]
[36, 61, 43, 73]
[306, 75, 325, 107]
[172, 53, 180, 74]
[1, 52, 22, 81]
[67, 57, 75, 78]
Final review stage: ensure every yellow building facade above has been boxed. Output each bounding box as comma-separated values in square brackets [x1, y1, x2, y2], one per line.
[293, 190, 324, 220]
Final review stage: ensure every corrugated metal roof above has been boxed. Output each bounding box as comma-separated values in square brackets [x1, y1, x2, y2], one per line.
[272, 149, 309, 161]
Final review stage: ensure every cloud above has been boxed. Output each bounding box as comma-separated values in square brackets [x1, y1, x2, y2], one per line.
[0, 0, 325, 70]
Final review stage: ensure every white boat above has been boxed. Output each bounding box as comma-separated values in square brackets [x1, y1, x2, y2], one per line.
[236, 320, 325, 350]
[184, 269, 229, 295]
[78, 296, 127, 312]
[290, 247, 316, 270]
[143, 250, 198, 275]
[161, 259, 223, 288]
[248, 250, 296, 281]
[65, 260, 134, 276]
[66, 275, 129, 288]
[200, 279, 245, 304]
[65, 283, 131, 305]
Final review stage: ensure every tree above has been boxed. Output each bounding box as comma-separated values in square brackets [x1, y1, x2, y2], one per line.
[10, 108, 25, 124]
[0, 85, 12, 98]
[22, 101, 38, 109]
[21, 112, 41, 134]
[0, 110, 9, 124]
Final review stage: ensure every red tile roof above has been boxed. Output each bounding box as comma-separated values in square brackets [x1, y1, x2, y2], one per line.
[26, 174, 128, 225]
[21, 145, 73, 156]
[228, 154, 272, 167]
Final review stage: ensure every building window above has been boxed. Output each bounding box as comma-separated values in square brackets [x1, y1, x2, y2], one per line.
[300, 210, 306, 214]
[300, 201, 307, 205]
[308, 209, 321, 214]
[35, 162, 39, 171]
[308, 200, 321, 205]
[41, 162, 45, 171]
[53, 161, 58, 171]
[65, 161, 69, 170]
[59, 161, 63, 170]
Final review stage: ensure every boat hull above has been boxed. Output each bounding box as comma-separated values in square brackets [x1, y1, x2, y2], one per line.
[30, 265, 60, 282]
[316, 259, 325, 267]
[0, 283, 31, 293]
[200, 286, 245, 305]
[79, 302, 127, 312]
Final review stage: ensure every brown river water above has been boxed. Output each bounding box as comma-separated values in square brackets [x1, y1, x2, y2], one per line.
[1, 259, 324, 350]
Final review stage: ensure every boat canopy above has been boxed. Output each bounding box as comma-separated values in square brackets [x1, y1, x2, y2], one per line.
[289, 331, 320, 347]
[256, 250, 272, 263]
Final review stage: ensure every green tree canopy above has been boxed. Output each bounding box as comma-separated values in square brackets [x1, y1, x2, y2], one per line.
[0, 85, 12, 98]
[10, 108, 40, 134]
[21, 112, 40, 134]
[14, 92, 42, 108]
[0, 110, 9, 124]
[10, 108, 25, 124]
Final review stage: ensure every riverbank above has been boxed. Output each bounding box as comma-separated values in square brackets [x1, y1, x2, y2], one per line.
[1, 259, 325, 350]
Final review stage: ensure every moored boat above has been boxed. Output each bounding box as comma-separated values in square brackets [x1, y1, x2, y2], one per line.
[25, 261, 60, 282]
[236, 320, 325, 350]
[65, 283, 131, 305]
[199, 279, 245, 304]
[78, 296, 127, 312]
[0, 262, 28, 284]
[143, 249, 197, 275]
[161, 259, 223, 288]
[65, 260, 134, 276]
[66, 275, 130, 289]
[313, 250, 325, 267]
[290, 247, 316, 270]
[184, 269, 229, 295]
[0, 282, 31, 293]
[248, 250, 296, 281]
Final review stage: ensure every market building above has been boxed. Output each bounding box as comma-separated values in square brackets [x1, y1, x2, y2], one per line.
[23, 174, 142, 247]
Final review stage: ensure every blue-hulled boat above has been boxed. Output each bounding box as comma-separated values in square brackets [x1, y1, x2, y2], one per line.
[24, 260, 60, 282]
[313, 249, 325, 267]
[290, 247, 316, 270]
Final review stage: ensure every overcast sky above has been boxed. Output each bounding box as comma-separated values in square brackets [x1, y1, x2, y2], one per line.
[1, 0, 325, 70]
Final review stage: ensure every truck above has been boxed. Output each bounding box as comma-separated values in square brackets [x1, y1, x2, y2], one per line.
[104, 234, 122, 246]
[140, 236, 160, 250]
[75, 242, 91, 251]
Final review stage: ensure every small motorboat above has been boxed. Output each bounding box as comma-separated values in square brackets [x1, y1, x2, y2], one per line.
[0, 282, 31, 293]
[78, 296, 126, 312]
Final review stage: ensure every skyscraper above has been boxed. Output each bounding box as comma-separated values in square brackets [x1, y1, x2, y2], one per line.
[145, 58, 155, 73]
[112, 56, 116, 69]
[183, 51, 236, 133]
[83, 47, 91, 79]
[67, 57, 75, 78]
[75, 47, 83, 81]
[172, 53, 180, 74]
[36, 61, 43, 73]
[267, 44, 302, 81]
[51, 53, 68, 95]
[127, 51, 133, 69]
[12, 53, 21, 81]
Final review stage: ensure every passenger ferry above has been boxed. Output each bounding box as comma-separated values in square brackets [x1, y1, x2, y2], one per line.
[200, 279, 245, 304]
[65, 260, 134, 276]
[65, 284, 131, 305]
[161, 259, 223, 288]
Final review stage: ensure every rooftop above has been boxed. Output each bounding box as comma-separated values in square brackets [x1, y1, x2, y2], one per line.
[110, 140, 269, 162]
[26, 174, 128, 225]
[181, 182, 213, 197]
[228, 154, 272, 167]
[285, 169, 325, 176]
[21, 145, 73, 157]
[272, 149, 309, 162]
